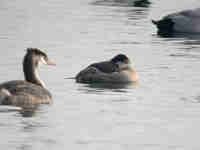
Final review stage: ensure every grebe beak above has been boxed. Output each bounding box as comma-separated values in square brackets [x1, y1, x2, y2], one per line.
[41, 57, 56, 66]
[46, 59, 56, 66]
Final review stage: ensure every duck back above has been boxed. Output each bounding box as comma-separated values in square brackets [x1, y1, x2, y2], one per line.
[89, 61, 119, 73]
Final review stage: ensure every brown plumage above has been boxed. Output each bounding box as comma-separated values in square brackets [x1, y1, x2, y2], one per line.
[0, 48, 55, 107]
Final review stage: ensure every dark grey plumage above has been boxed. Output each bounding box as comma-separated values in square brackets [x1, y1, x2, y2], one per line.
[88, 54, 130, 73]
[152, 18, 174, 35]
[75, 54, 135, 83]
[152, 8, 200, 35]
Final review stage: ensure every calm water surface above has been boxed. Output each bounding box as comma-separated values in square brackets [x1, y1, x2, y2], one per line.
[1, 0, 200, 149]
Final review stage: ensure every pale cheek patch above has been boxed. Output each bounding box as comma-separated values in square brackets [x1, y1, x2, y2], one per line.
[40, 57, 47, 65]
[117, 62, 129, 70]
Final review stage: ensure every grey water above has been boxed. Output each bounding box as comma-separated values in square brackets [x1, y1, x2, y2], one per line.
[1, 0, 200, 149]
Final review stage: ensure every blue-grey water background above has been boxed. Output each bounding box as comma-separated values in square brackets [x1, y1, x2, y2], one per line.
[1, 0, 200, 149]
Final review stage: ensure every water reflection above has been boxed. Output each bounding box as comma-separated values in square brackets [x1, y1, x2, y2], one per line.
[154, 32, 200, 61]
[77, 81, 138, 94]
[19, 106, 39, 117]
[91, 0, 150, 25]
[91, 0, 151, 7]
[15, 110, 51, 150]
[154, 33, 200, 60]
[0, 104, 41, 117]
[156, 32, 200, 43]
[17, 144, 32, 150]
[124, 7, 149, 20]
[133, 0, 151, 7]
[176, 34, 200, 46]
[155, 32, 200, 48]
[169, 53, 200, 60]
[0, 106, 21, 113]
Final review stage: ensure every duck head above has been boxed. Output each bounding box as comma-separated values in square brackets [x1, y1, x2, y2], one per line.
[111, 54, 131, 70]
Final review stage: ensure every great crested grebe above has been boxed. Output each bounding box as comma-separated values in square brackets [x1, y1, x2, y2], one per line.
[0, 48, 55, 106]
[76, 54, 138, 83]
[152, 8, 200, 35]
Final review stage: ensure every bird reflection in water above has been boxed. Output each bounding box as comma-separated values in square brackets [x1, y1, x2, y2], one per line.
[0, 104, 39, 117]
[19, 105, 39, 117]
[91, 0, 151, 7]
[77, 81, 139, 94]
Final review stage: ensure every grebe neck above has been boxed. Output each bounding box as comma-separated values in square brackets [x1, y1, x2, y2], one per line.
[23, 53, 45, 87]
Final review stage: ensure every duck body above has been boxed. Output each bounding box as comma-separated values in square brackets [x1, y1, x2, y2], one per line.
[76, 54, 138, 83]
[152, 8, 200, 34]
[0, 48, 55, 107]
[76, 67, 138, 84]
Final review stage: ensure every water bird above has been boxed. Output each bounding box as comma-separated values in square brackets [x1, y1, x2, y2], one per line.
[0, 48, 55, 107]
[152, 8, 200, 35]
[76, 54, 138, 83]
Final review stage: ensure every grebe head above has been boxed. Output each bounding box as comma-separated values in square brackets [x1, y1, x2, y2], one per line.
[111, 54, 131, 70]
[23, 48, 55, 87]
[26, 48, 56, 67]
